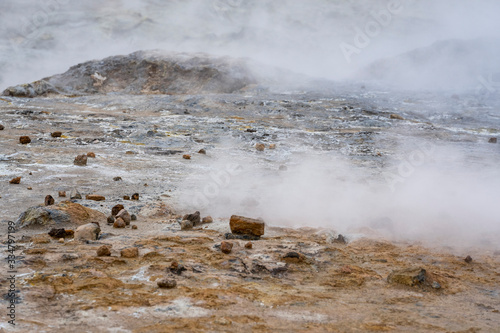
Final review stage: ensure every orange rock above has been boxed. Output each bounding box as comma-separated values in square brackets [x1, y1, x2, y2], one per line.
[113, 218, 126, 228]
[255, 143, 265, 151]
[221, 241, 233, 254]
[87, 152, 96, 158]
[86, 195, 105, 201]
[120, 247, 139, 258]
[19, 136, 31, 144]
[229, 215, 265, 237]
[9, 177, 21, 184]
[51, 131, 62, 138]
[183, 154, 191, 160]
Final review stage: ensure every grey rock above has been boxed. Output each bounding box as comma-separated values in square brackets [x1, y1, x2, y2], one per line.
[74, 222, 101, 241]
[70, 188, 82, 200]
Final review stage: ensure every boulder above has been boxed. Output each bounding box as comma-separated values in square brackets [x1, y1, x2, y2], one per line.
[229, 215, 265, 237]
[74, 223, 100, 241]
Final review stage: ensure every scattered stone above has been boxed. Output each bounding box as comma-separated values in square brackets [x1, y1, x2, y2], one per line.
[333, 234, 348, 244]
[123, 195, 130, 200]
[157, 278, 177, 289]
[86, 194, 105, 201]
[183, 211, 201, 226]
[111, 204, 125, 216]
[131, 214, 137, 221]
[87, 152, 96, 158]
[96, 245, 111, 257]
[45, 195, 55, 206]
[282, 251, 304, 263]
[489, 137, 497, 143]
[246, 128, 257, 133]
[0, 124, 4, 130]
[73, 154, 87, 166]
[202, 216, 213, 224]
[70, 188, 82, 199]
[113, 218, 126, 228]
[113, 177, 122, 181]
[9, 177, 21, 184]
[198, 149, 206, 154]
[131, 225, 138, 230]
[116, 209, 131, 225]
[27, 187, 32, 190]
[74, 222, 101, 241]
[48, 228, 71, 239]
[221, 241, 233, 254]
[131, 193, 139, 200]
[170, 261, 187, 275]
[180, 220, 193, 230]
[432, 281, 441, 289]
[120, 247, 139, 258]
[58, 191, 66, 197]
[269, 143, 276, 149]
[19, 136, 31, 144]
[107, 215, 115, 224]
[125, 151, 135, 155]
[51, 131, 62, 138]
[390, 114, 404, 120]
[255, 143, 265, 151]
[229, 215, 265, 237]
[464, 255, 473, 263]
[183, 154, 191, 160]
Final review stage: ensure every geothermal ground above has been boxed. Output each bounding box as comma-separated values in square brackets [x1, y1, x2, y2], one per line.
[0, 82, 499, 332]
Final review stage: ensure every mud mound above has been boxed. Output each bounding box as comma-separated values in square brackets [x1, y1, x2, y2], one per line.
[2, 50, 258, 97]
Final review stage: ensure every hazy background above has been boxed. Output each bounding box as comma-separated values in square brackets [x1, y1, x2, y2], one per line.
[1, 0, 500, 90]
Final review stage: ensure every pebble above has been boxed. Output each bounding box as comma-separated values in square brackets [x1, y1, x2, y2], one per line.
[58, 191, 66, 197]
[131, 225, 138, 230]
[245, 242, 253, 249]
[70, 188, 82, 199]
[58, 238, 64, 243]
[51, 131, 62, 138]
[113, 218, 126, 228]
[202, 216, 213, 224]
[45, 195, 55, 206]
[123, 195, 130, 200]
[131, 214, 137, 221]
[221, 241, 233, 254]
[269, 143, 276, 149]
[131, 193, 140, 200]
[9, 177, 21, 184]
[464, 255, 473, 263]
[19, 136, 31, 144]
[157, 278, 177, 289]
[198, 149, 206, 154]
[183, 154, 191, 160]
[489, 137, 497, 143]
[86, 194, 106, 201]
[116, 209, 131, 225]
[87, 152, 96, 158]
[27, 187, 32, 190]
[120, 247, 139, 258]
[74, 154, 88, 166]
[0, 124, 4, 130]
[113, 177, 122, 181]
[180, 220, 193, 230]
[111, 204, 125, 216]
[255, 143, 265, 151]
[96, 245, 111, 257]
[107, 215, 115, 224]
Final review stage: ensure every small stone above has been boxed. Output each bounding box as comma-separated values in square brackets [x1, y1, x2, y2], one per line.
[131, 214, 137, 221]
[282, 251, 304, 263]
[45, 195, 55, 206]
[51, 131, 62, 138]
[111, 204, 125, 216]
[432, 281, 441, 289]
[48, 228, 69, 238]
[131, 193, 139, 200]
[96, 245, 111, 257]
[198, 149, 206, 154]
[269, 143, 276, 149]
[58, 238, 64, 243]
[86, 195, 105, 201]
[245, 242, 253, 249]
[74, 222, 101, 241]
[255, 143, 265, 151]
[87, 152, 96, 158]
[183, 154, 191, 160]
[74, 154, 88, 166]
[157, 278, 177, 289]
[202, 216, 213, 224]
[183, 211, 201, 226]
[489, 137, 497, 143]
[19, 136, 31, 144]
[221, 241, 233, 254]
[464, 255, 473, 263]
[123, 195, 130, 200]
[70, 188, 82, 199]
[229, 215, 265, 237]
[9, 177, 21, 184]
[390, 114, 404, 120]
[58, 191, 66, 197]
[131, 225, 138, 230]
[116, 209, 131, 225]
[0, 124, 4, 130]
[125, 151, 135, 155]
[113, 177, 122, 181]
[107, 215, 115, 224]
[120, 247, 139, 258]
[170, 261, 187, 275]
[113, 218, 126, 228]
[180, 220, 193, 230]
[333, 234, 347, 244]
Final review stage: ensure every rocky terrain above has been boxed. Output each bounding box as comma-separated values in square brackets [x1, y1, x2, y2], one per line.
[0, 52, 499, 332]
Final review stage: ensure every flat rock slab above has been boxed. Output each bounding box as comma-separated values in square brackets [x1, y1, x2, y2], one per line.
[229, 215, 265, 237]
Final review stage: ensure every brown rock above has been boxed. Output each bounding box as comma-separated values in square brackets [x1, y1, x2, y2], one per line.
[45, 195, 55, 206]
[107, 215, 115, 224]
[183, 154, 191, 160]
[464, 255, 473, 263]
[74, 154, 87, 166]
[202, 216, 213, 224]
[489, 137, 497, 143]
[87, 152, 96, 158]
[131, 193, 139, 200]
[390, 114, 404, 120]
[120, 247, 139, 258]
[51, 131, 62, 138]
[282, 251, 304, 263]
[58, 191, 66, 197]
[131, 225, 138, 230]
[157, 278, 177, 289]
[269, 143, 276, 149]
[245, 242, 253, 249]
[74, 222, 100, 241]
[229, 215, 265, 237]
[255, 143, 265, 151]
[387, 268, 440, 289]
[183, 211, 201, 226]
[113, 218, 126, 228]
[131, 214, 137, 221]
[111, 204, 125, 216]
[123, 195, 130, 200]
[116, 209, 131, 225]
[9, 177, 21, 184]
[27, 187, 32, 190]
[221, 241, 233, 254]
[113, 177, 122, 181]
[86, 195, 105, 201]
[48, 228, 70, 239]
[198, 149, 206, 154]
[20, 136, 31, 144]
[0, 124, 4, 130]
[70, 188, 82, 199]
[96, 245, 111, 257]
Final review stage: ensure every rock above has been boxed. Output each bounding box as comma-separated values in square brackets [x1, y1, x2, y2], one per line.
[255, 143, 265, 151]
[74, 222, 101, 241]
[183, 154, 191, 160]
[16, 201, 106, 229]
[157, 278, 177, 289]
[387, 268, 439, 288]
[489, 137, 497, 143]
[87, 152, 96, 158]
[9, 177, 21, 184]
[123, 195, 130, 200]
[51, 131, 62, 138]
[70, 188, 82, 199]
[464, 255, 473, 263]
[180, 220, 193, 230]
[107, 216, 115, 224]
[198, 149, 206, 154]
[131, 214, 137, 221]
[131, 225, 138, 230]
[245, 242, 253, 249]
[170, 261, 187, 275]
[229, 215, 265, 237]
[27, 187, 33, 190]
[96, 245, 111, 257]
[116, 209, 131, 225]
[221, 241, 233, 254]
[269, 143, 276, 149]
[113, 218, 126, 228]
[58, 238, 64, 243]
[202, 216, 213, 224]
[282, 252, 304, 263]
[0, 124, 4, 130]
[48, 228, 71, 239]
[390, 114, 404, 120]
[111, 204, 125, 216]
[58, 191, 66, 197]
[74, 154, 87, 166]
[183, 211, 201, 226]
[19, 136, 31, 144]
[113, 177, 122, 181]
[45, 195, 55, 206]
[333, 234, 347, 244]
[131, 193, 139, 200]
[86, 195, 105, 201]
[120, 247, 139, 258]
